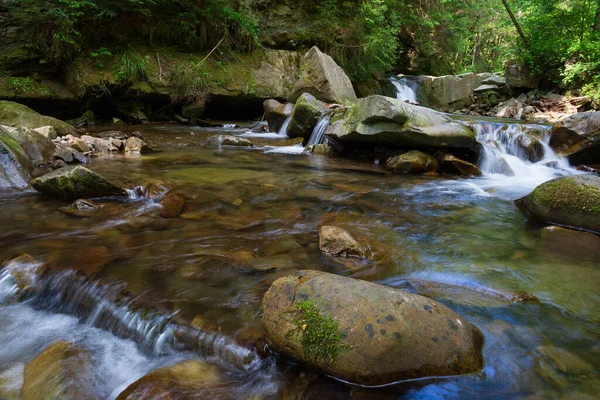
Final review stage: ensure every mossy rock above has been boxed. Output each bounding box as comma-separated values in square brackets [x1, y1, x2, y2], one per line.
[288, 93, 329, 138]
[31, 166, 127, 200]
[0, 127, 33, 188]
[515, 175, 600, 233]
[0, 101, 76, 136]
[262, 270, 484, 386]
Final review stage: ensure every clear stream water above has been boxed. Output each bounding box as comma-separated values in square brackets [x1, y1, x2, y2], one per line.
[0, 122, 598, 399]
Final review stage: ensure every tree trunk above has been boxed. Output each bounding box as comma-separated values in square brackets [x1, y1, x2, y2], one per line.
[472, 32, 481, 67]
[501, 0, 530, 48]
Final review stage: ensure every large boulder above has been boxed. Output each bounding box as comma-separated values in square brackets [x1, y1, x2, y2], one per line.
[1, 125, 55, 167]
[288, 93, 330, 138]
[31, 166, 127, 200]
[505, 65, 541, 89]
[0, 101, 76, 136]
[550, 111, 600, 165]
[22, 341, 96, 400]
[288, 47, 358, 105]
[262, 270, 484, 386]
[0, 128, 34, 189]
[386, 150, 439, 173]
[515, 175, 600, 233]
[418, 73, 482, 111]
[264, 99, 294, 133]
[326, 95, 478, 150]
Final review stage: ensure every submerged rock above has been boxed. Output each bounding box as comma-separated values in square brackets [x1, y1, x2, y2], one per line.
[116, 360, 224, 400]
[262, 270, 484, 386]
[318, 226, 366, 258]
[289, 46, 357, 105]
[205, 135, 253, 147]
[1, 254, 46, 292]
[438, 154, 482, 176]
[304, 143, 336, 156]
[31, 166, 127, 200]
[515, 175, 600, 233]
[0, 100, 76, 136]
[288, 93, 330, 138]
[386, 150, 439, 173]
[327, 96, 477, 150]
[22, 341, 97, 400]
[159, 193, 185, 218]
[58, 199, 104, 218]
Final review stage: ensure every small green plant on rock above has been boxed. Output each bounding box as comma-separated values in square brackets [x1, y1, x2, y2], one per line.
[167, 60, 209, 104]
[292, 299, 349, 363]
[7, 78, 35, 93]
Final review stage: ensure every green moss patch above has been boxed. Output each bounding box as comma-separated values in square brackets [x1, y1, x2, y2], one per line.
[532, 177, 600, 216]
[292, 299, 348, 363]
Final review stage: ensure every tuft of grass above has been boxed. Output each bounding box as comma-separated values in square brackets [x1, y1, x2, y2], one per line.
[167, 59, 209, 104]
[113, 48, 150, 84]
[292, 299, 349, 363]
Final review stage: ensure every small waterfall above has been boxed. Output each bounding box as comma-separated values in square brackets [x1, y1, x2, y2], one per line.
[470, 120, 575, 180]
[389, 76, 418, 103]
[21, 270, 263, 371]
[277, 116, 291, 136]
[306, 115, 331, 146]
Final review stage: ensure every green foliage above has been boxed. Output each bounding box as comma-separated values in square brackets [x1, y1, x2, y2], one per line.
[167, 59, 209, 104]
[13, 0, 260, 65]
[7, 78, 35, 93]
[292, 299, 348, 363]
[113, 48, 150, 83]
[90, 47, 112, 58]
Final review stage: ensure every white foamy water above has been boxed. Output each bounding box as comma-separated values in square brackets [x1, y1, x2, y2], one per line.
[390, 76, 418, 103]
[468, 120, 579, 198]
[264, 144, 305, 154]
[240, 131, 287, 139]
[277, 116, 292, 136]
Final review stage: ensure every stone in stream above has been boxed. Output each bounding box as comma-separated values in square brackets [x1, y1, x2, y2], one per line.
[33, 126, 58, 140]
[264, 98, 294, 133]
[1, 125, 55, 168]
[0, 127, 33, 189]
[53, 145, 87, 164]
[318, 226, 367, 258]
[438, 153, 482, 176]
[31, 166, 128, 200]
[1, 254, 46, 292]
[386, 150, 439, 173]
[80, 135, 120, 154]
[550, 111, 600, 165]
[205, 135, 253, 147]
[288, 46, 358, 105]
[159, 193, 185, 218]
[326, 95, 478, 150]
[124, 136, 151, 154]
[287, 93, 330, 138]
[304, 143, 336, 156]
[262, 270, 484, 386]
[515, 175, 600, 233]
[116, 360, 225, 400]
[0, 100, 77, 136]
[515, 134, 545, 163]
[58, 199, 105, 218]
[22, 341, 98, 400]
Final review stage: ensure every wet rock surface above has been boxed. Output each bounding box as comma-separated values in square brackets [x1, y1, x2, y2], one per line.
[386, 150, 439, 173]
[318, 226, 366, 258]
[515, 174, 600, 233]
[262, 270, 484, 386]
[31, 166, 127, 200]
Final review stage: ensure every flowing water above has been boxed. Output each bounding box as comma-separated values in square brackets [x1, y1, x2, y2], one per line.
[0, 121, 598, 399]
[390, 76, 419, 103]
[306, 115, 331, 146]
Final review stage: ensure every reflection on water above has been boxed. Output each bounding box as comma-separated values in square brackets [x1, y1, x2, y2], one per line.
[0, 124, 598, 399]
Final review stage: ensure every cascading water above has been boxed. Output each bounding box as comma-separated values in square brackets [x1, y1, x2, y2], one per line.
[277, 116, 291, 136]
[466, 120, 578, 196]
[389, 76, 418, 103]
[306, 115, 331, 146]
